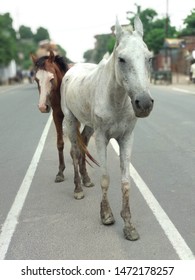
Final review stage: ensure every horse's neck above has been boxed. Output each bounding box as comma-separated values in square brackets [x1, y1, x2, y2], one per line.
[56, 68, 64, 91]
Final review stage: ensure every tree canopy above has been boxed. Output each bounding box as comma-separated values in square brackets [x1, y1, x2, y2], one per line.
[178, 9, 195, 36]
[0, 12, 67, 69]
[1, 8, 195, 66]
[84, 8, 194, 63]
[0, 13, 17, 65]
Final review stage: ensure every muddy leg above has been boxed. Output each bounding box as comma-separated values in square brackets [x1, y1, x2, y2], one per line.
[119, 134, 139, 241]
[67, 119, 85, 199]
[70, 145, 84, 200]
[121, 182, 139, 240]
[95, 133, 115, 225]
[100, 174, 115, 225]
[53, 110, 65, 182]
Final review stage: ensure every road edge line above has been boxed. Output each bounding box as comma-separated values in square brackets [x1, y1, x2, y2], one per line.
[110, 138, 195, 260]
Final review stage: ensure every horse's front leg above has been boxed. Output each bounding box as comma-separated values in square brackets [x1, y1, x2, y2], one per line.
[95, 133, 115, 225]
[52, 110, 65, 182]
[118, 133, 139, 241]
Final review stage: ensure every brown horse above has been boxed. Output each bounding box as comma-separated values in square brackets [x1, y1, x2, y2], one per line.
[31, 51, 97, 198]
[31, 51, 68, 182]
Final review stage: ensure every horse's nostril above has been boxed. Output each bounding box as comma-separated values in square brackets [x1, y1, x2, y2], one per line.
[151, 99, 154, 104]
[135, 99, 141, 109]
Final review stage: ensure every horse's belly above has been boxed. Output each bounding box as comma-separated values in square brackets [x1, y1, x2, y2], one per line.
[66, 91, 92, 126]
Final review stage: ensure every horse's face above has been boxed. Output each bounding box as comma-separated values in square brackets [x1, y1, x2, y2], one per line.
[35, 68, 54, 113]
[32, 51, 58, 113]
[115, 16, 154, 118]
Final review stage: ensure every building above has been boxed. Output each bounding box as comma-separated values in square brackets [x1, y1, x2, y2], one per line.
[154, 37, 195, 75]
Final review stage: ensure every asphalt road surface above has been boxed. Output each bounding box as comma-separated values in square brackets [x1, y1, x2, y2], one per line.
[0, 83, 194, 260]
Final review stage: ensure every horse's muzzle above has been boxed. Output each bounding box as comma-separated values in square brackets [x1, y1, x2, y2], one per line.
[132, 95, 154, 118]
[38, 104, 51, 113]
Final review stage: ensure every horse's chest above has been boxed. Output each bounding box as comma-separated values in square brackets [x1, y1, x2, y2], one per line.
[108, 118, 133, 138]
[95, 109, 136, 139]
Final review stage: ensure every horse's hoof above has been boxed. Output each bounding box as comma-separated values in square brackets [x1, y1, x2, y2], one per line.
[101, 214, 115, 225]
[74, 191, 85, 200]
[84, 181, 94, 188]
[55, 174, 64, 183]
[123, 226, 140, 241]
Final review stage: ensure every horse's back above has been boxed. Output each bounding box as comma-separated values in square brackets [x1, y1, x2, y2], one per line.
[65, 63, 97, 81]
[61, 63, 98, 125]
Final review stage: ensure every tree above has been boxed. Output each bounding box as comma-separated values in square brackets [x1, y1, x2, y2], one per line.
[84, 34, 115, 63]
[34, 27, 50, 43]
[0, 13, 73, 70]
[128, 9, 176, 54]
[0, 13, 17, 65]
[179, 9, 195, 36]
[145, 29, 165, 54]
[83, 49, 94, 62]
[19, 25, 34, 39]
[145, 18, 176, 54]
[134, 8, 157, 33]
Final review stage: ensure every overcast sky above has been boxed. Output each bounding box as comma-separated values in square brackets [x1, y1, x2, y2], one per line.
[1, 0, 195, 62]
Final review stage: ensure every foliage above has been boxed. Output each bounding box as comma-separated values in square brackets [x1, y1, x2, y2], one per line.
[1, 8, 195, 68]
[178, 9, 195, 36]
[94, 34, 115, 63]
[145, 29, 165, 54]
[83, 49, 94, 62]
[34, 27, 50, 43]
[84, 7, 182, 62]
[57, 45, 67, 58]
[133, 8, 157, 33]
[0, 13, 17, 66]
[129, 9, 177, 54]
[19, 25, 34, 39]
[84, 34, 115, 63]
[0, 13, 67, 70]
[145, 18, 176, 54]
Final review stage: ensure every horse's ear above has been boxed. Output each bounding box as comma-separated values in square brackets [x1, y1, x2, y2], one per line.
[48, 50, 55, 63]
[115, 16, 124, 42]
[31, 54, 37, 64]
[134, 15, 143, 37]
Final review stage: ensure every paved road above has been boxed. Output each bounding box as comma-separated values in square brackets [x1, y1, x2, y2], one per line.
[0, 84, 194, 260]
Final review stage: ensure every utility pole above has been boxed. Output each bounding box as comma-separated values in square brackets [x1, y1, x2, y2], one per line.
[126, 3, 141, 21]
[134, 3, 141, 15]
[165, 0, 169, 68]
[165, 0, 169, 38]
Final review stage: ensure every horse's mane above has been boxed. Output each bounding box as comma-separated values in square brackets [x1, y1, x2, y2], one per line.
[35, 55, 69, 73]
[54, 55, 69, 72]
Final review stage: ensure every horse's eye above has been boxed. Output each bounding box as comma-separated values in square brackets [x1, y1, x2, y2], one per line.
[148, 57, 153, 63]
[119, 57, 126, 63]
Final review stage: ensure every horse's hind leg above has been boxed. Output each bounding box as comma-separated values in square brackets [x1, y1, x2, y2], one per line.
[53, 110, 65, 182]
[118, 134, 139, 241]
[79, 126, 94, 187]
[70, 145, 84, 199]
[66, 117, 84, 199]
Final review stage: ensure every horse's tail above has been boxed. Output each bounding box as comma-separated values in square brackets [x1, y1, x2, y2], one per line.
[76, 123, 99, 167]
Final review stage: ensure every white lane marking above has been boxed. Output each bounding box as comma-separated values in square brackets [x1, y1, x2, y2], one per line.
[172, 87, 195, 94]
[0, 114, 52, 260]
[110, 138, 195, 260]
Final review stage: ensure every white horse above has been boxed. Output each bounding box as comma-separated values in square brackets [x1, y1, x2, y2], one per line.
[61, 16, 154, 240]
